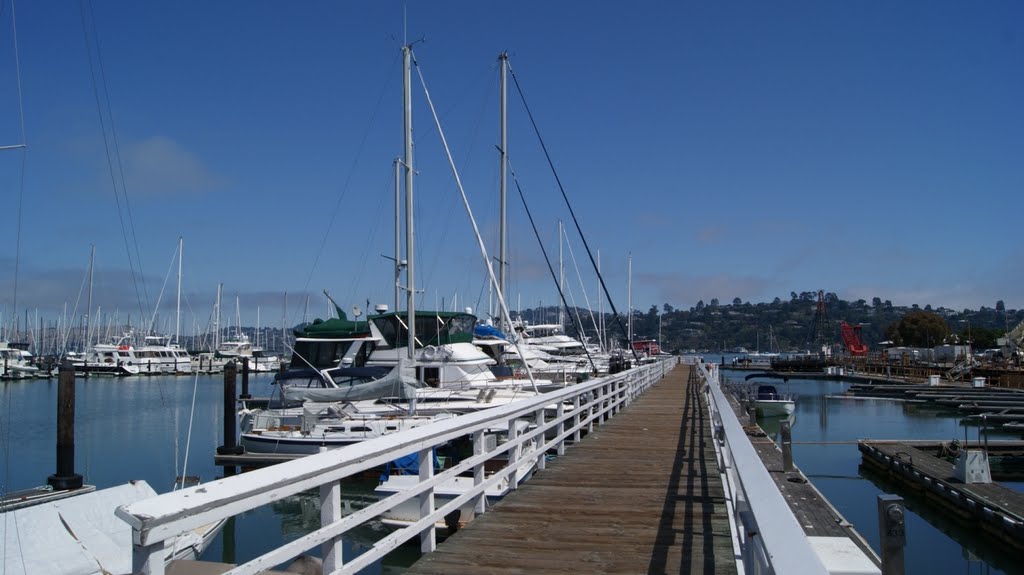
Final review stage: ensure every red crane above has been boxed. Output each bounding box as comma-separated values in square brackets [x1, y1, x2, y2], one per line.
[840, 321, 869, 356]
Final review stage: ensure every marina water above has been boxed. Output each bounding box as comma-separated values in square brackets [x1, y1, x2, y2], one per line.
[723, 367, 1024, 575]
[0, 373, 416, 574]
[3, 369, 1023, 573]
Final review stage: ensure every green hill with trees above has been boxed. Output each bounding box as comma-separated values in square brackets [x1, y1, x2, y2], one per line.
[515, 293, 1022, 353]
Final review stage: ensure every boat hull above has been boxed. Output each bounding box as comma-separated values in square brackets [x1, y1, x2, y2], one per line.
[755, 399, 795, 416]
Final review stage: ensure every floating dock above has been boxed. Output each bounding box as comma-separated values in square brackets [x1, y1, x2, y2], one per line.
[859, 440, 1024, 551]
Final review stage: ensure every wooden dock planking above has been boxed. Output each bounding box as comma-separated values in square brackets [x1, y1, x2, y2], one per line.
[404, 364, 738, 575]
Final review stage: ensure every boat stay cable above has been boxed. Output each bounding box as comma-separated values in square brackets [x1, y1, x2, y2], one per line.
[504, 154, 597, 374]
[562, 226, 603, 349]
[507, 60, 640, 363]
[411, 50, 538, 392]
[299, 51, 400, 325]
[78, 0, 149, 321]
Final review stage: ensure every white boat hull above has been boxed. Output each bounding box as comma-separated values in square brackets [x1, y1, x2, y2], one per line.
[755, 399, 795, 416]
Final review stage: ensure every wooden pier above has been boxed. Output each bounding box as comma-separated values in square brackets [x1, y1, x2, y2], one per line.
[860, 440, 1024, 551]
[404, 364, 737, 575]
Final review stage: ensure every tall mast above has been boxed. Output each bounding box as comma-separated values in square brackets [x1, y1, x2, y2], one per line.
[393, 157, 401, 311]
[403, 44, 415, 361]
[558, 220, 564, 327]
[175, 237, 182, 346]
[498, 52, 508, 330]
[214, 283, 222, 349]
[627, 253, 633, 345]
[86, 245, 94, 350]
[598, 249, 604, 351]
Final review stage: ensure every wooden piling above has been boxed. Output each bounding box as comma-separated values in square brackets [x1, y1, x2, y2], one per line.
[47, 363, 83, 490]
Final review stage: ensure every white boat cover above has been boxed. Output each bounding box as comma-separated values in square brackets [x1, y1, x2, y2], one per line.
[0, 480, 157, 575]
[283, 361, 422, 404]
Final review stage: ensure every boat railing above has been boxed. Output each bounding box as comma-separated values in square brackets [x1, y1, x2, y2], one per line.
[696, 361, 832, 574]
[116, 358, 676, 575]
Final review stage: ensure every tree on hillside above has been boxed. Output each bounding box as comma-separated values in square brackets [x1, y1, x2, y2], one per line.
[885, 311, 949, 347]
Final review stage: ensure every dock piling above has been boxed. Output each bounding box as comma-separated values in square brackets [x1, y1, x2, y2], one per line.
[877, 494, 906, 575]
[217, 361, 243, 475]
[240, 357, 251, 399]
[47, 362, 83, 491]
[781, 420, 793, 472]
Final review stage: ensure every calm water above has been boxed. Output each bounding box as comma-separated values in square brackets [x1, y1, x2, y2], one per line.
[4, 369, 1022, 574]
[0, 373, 416, 574]
[724, 368, 1024, 575]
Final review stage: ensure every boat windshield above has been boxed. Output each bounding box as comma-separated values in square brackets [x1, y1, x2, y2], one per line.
[372, 312, 476, 348]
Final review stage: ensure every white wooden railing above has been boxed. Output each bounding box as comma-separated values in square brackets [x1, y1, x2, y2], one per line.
[117, 358, 675, 575]
[696, 361, 833, 575]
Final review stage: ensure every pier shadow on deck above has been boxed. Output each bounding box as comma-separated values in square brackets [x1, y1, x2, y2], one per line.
[405, 364, 737, 575]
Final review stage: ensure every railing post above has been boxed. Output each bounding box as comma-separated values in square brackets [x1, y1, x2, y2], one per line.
[556, 400, 566, 456]
[320, 446, 343, 572]
[573, 394, 582, 442]
[472, 429, 486, 515]
[507, 418, 521, 490]
[587, 388, 595, 433]
[877, 494, 906, 575]
[535, 407, 546, 471]
[418, 446, 436, 553]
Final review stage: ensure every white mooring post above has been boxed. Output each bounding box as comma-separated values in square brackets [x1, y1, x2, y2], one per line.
[320, 445, 343, 571]
[507, 418, 521, 490]
[556, 401, 566, 456]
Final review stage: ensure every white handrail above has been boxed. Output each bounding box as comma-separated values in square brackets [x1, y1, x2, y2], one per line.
[117, 358, 675, 574]
[697, 361, 831, 575]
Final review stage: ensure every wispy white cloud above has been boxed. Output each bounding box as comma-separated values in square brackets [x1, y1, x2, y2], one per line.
[120, 136, 228, 196]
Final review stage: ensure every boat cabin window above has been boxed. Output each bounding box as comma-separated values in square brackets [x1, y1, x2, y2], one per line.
[291, 340, 354, 369]
[421, 367, 440, 387]
[372, 313, 476, 348]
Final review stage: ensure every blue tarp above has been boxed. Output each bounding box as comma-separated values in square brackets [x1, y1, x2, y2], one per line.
[474, 324, 508, 340]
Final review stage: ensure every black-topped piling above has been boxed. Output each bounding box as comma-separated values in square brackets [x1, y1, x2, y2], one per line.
[240, 357, 251, 399]
[217, 361, 243, 475]
[47, 363, 83, 491]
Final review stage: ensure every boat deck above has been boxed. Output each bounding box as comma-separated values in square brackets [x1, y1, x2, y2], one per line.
[404, 364, 738, 575]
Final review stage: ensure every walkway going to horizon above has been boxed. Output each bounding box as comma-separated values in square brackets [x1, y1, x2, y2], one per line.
[405, 364, 738, 574]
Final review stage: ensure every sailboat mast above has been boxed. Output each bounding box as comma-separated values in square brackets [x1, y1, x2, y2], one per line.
[498, 52, 508, 331]
[403, 44, 415, 361]
[215, 283, 222, 349]
[627, 253, 633, 345]
[86, 245, 95, 350]
[393, 157, 401, 312]
[598, 249, 604, 351]
[558, 220, 564, 327]
[176, 237, 182, 346]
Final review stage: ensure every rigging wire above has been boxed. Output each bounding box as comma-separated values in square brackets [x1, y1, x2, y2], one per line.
[507, 59, 639, 362]
[299, 50, 400, 319]
[411, 49, 540, 390]
[505, 153, 596, 373]
[78, 0, 149, 322]
[6, 0, 26, 336]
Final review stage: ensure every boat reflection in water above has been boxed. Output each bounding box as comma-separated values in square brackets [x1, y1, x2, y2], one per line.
[758, 412, 797, 444]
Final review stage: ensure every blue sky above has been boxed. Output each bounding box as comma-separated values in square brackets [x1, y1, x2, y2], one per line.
[1, 1, 1021, 334]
